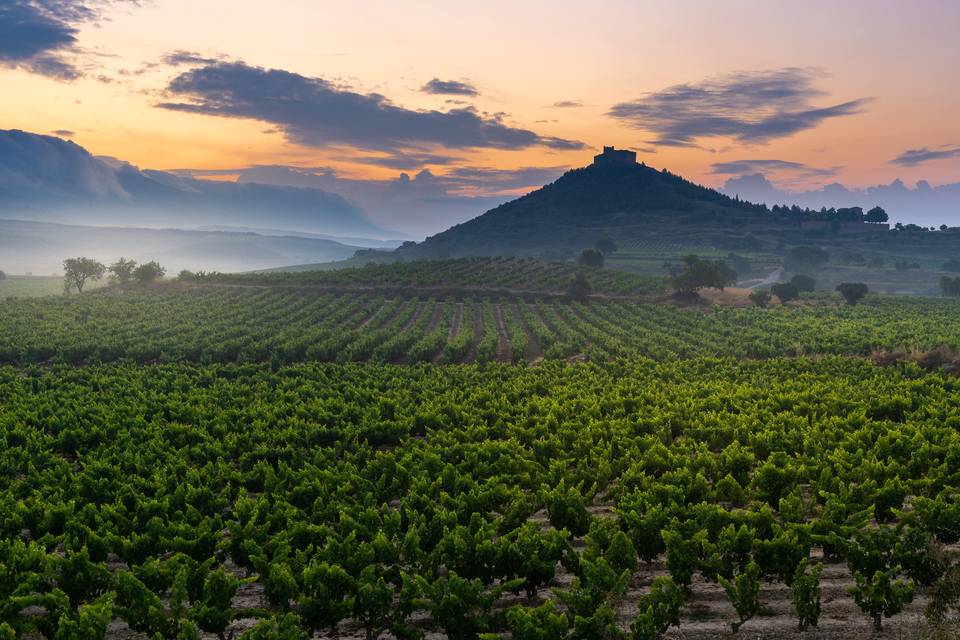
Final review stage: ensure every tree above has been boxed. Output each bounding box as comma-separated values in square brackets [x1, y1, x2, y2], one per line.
[941, 276, 960, 297]
[865, 206, 889, 223]
[299, 562, 354, 634]
[0, 270, 5, 280]
[595, 237, 617, 255]
[63, 258, 106, 293]
[566, 273, 592, 301]
[851, 568, 914, 632]
[836, 282, 869, 305]
[789, 274, 815, 293]
[718, 560, 761, 633]
[770, 282, 800, 304]
[748, 289, 771, 308]
[108, 258, 137, 284]
[133, 261, 166, 284]
[792, 560, 823, 630]
[578, 249, 605, 268]
[943, 258, 960, 272]
[670, 255, 737, 296]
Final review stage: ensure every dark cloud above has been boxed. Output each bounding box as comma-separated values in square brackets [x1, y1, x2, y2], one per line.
[551, 100, 582, 108]
[162, 50, 221, 66]
[159, 61, 585, 153]
[0, 1, 136, 80]
[52, 129, 75, 137]
[890, 145, 960, 167]
[609, 68, 871, 147]
[710, 159, 839, 179]
[421, 78, 479, 96]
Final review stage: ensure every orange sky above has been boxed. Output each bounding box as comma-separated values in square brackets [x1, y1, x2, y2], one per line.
[2, 0, 959, 194]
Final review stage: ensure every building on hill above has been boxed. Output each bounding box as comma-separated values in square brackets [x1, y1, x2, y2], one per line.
[593, 146, 636, 166]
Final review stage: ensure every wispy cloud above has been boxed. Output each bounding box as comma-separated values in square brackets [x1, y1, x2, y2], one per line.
[158, 61, 585, 153]
[0, 1, 138, 80]
[891, 144, 960, 167]
[421, 78, 478, 97]
[551, 100, 582, 108]
[609, 68, 871, 147]
[710, 158, 840, 179]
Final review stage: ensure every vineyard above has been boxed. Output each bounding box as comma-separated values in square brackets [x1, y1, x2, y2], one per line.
[3, 275, 960, 640]
[2, 287, 960, 366]
[205, 257, 667, 297]
[2, 358, 960, 639]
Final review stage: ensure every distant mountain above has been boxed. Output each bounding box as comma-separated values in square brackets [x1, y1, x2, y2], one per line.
[0, 129, 391, 237]
[194, 225, 407, 248]
[721, 173, 960, 228]
[413, 154, 771, 257]
[0, 218, 362, 275]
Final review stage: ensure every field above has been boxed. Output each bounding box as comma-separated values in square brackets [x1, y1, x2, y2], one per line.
[0, 275, 74, 298]
[3, 269, 960, 640]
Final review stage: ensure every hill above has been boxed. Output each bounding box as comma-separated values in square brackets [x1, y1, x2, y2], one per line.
[411, 155, 772, 258]
[0, 129, 390, 237]
[0, 218, 363, 274]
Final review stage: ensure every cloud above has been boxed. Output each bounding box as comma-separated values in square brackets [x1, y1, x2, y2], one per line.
[52, 129, 75, 137]
[344, 151, 461, 171]
[609, 68, 871, 147]
[710, 159, 839, 179]
[890, 145, 960, 167]
[159, 61, 584, 153]
[551, 100, 582, 108]
[421, 78, 478, 97]
[0, 1, 136, 80]
[162, 50, 221, 66]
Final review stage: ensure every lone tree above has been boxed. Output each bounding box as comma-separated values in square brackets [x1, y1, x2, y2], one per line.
[771, 282, 800, 304]
[836, 282, 869, 305]
[789, 274, 816, 293]
[670, 255, 737, 296]
[0, 269, 6, 280]
[865, 206, 889, 224]
[133, 261, 166, 284]
[63, 257, 106, 293]
[578, 249, 605, 268]
[108, 258, 137, 284]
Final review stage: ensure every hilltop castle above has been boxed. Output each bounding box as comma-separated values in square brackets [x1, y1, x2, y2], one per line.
[593, 146, 636, 166]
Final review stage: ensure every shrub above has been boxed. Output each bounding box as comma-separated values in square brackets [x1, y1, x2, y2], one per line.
[836, 282, 869, 305]
[748, 289, 771, 308]
[629, 577, 683, 640]
[770, 282, 799, 304]
[578, 249, 605, 268]
[789, 274, 816, 292]
[791, 560, 823, 630]
[718, 560, 761, 633]
[850, 567, 914, 631]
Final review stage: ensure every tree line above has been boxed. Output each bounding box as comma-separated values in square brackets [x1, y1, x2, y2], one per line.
[63, 257, 166, 293]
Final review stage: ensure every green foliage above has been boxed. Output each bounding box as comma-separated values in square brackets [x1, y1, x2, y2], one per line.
[567, 272, 593, 301]
[770, 282, 800, 303]
[63, 257, 106, 293]
[503, 601, 569, 640]
[717, 560, 761, 633]
[941, 276, 960, 297]
[629, 577, 683, 640]
[544, 480, 592, 537]
[789, 274, 816, 292]
[748, 289, 771, 308]
[133, 261, 166, 284]
[791, 560, 823, 630]
[238, 614, 308, 640]
[836, 282, 869, 305]
[299, 561, 354, 633]
[669, 254, 737, 294]
[108, 258, 137, 284]
[850, 567, 915, 631]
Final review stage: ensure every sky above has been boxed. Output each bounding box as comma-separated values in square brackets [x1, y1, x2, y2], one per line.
[1, 0, 959, 234]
